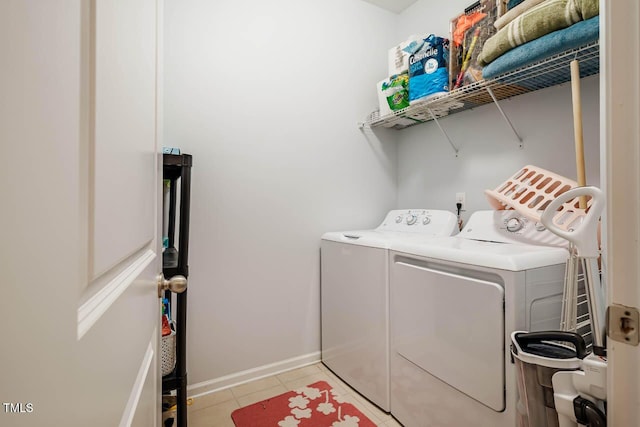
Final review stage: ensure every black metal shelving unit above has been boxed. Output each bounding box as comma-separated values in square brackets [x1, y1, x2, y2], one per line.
[162, 153, 192, 427]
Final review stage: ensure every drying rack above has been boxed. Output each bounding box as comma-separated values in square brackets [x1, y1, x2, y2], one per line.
[360, 41, 600, 155]
[563, 256, 596, 352]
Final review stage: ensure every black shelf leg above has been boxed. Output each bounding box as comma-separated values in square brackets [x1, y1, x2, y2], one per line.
[175, 290, 188, 427]
[162, 153, 192, 427]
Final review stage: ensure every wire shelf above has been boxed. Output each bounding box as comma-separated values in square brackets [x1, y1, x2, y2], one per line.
[367, 41, 599, 130]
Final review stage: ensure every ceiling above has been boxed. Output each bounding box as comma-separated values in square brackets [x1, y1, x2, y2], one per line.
[360, 0, 419, 14]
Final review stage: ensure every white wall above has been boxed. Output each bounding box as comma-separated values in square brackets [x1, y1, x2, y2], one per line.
[396, 0, 600, 224]
[163, 0, 398, 386]
[398, 0, 466, 40]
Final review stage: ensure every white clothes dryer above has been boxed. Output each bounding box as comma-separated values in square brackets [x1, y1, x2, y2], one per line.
[389, 210, 570, 427]
[321, 209, 458, 412]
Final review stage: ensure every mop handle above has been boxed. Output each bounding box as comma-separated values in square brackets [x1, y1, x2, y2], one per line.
[540, 186, 604, 258]
[570, 60, 588, 208]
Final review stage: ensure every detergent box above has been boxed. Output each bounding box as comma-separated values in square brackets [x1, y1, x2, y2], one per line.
[377, 72, 410, 116]
[407, 34, 450, 103]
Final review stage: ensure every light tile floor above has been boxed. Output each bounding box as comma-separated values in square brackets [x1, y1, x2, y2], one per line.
[185, 362, 403, 427]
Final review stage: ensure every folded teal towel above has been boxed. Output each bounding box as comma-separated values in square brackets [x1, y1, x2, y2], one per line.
[482, 16, 599, 79]
[507, 0, 525, 9]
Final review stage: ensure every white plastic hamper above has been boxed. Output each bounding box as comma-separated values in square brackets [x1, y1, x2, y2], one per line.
[161, 323, 176, 376]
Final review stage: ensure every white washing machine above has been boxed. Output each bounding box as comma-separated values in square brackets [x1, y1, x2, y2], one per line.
[389, 210, 570, 427]
[321, 209, 458, 412]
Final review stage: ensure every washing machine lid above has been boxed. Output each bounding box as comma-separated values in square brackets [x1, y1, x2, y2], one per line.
[321, 209, 458, 249]
[392, 237, 569, 271]
[322, 230, 397, 249]
[321, 229, 453, 249]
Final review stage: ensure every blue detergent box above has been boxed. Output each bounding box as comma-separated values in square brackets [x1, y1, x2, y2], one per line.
[408, 34, 450, 103]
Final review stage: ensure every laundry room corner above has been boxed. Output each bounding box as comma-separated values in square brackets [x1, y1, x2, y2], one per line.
[5, 0, 639, 425]
[162, 0, 401, 391]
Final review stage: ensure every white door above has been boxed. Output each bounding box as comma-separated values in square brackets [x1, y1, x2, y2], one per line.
[1, 1, 163, 426]
[601, 0, 640, 425]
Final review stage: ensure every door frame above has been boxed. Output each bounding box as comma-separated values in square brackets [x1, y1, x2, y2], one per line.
[601, 0, 640, 424]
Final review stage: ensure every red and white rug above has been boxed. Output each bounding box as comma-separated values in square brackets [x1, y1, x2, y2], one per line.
[231, 380, 377, 427]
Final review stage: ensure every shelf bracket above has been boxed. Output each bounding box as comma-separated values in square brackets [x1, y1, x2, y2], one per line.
[428, 108, 459, 157]
[485, 87, 524, 148]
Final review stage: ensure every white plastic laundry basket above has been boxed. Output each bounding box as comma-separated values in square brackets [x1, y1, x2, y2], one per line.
[161, 323, 176, 377]
[485, 165, 593, 230]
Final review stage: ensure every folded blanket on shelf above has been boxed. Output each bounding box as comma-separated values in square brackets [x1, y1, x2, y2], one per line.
[494, 0, 546, 30]
[478, 0, 599, 66]
[482, 15, 599, 79]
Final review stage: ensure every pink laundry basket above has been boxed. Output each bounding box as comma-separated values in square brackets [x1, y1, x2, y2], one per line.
[485, 165, 593, 231]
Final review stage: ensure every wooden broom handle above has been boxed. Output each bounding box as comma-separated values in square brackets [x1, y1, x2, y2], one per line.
[571, 59, 587, 208]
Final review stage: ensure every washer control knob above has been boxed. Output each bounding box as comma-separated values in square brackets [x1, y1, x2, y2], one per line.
[395, 215, 403, 223]
[422, 216, 431, 225]
[406, 214, 417, 225]
[506, 217, 524, 232]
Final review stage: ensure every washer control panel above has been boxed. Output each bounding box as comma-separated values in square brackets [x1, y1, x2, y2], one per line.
[377, 209, 458, 236]
[462, 210, 566, 247]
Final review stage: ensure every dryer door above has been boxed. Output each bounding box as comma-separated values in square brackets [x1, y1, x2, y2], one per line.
[392, 258, 505, 411]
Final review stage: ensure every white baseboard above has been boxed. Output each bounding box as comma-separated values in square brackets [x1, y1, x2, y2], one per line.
[187, 351, 321, 398]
